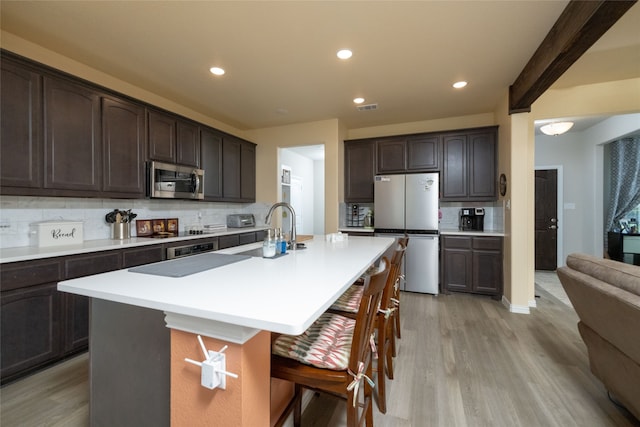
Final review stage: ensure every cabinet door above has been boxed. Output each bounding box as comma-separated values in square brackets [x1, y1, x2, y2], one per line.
[442, 248, 472, 292]
[344, 140, 375, 202]
[407, 135, 439, 171]
[1, 59, 42, 189]
[148, 110, 176, 163]
[441, 134, 467, 200]
[102, 97, 146, 195]
[201, 128, 223, 199]
[44, 77, 101, 191]
[176, 120, 200, 167]
[63, 293, 89, 354]
[472, 237, 503, 295]
[240, 141, 256, 201]
[1, 283, 62, 383]
[468, 131, 497, 199]
[222, 138, 241, 199]
[376, 139, 405, 173]
[472, 250, 502, 295]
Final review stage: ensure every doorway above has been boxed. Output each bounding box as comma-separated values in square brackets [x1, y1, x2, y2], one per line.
[279, 145, 325, 235]
[535, 167, 563, 270]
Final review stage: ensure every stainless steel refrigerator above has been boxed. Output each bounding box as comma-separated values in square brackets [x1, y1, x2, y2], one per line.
[374, 173, 439, 294]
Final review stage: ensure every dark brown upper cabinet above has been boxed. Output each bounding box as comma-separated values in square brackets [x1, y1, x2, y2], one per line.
[376, 139, 406, 173]
[222, 136, 256, 202]
[0, 58, 42, 190]
[375, 134, 440, 175]
[344, 139, 375, 202]
[102, 97, 146, 196]
[200, 128, 224, 200]
[44, 76, 102, 192]
[407, 135, 439, 171]
[148, 109, 200, 167]
[441, 126, 497, 201]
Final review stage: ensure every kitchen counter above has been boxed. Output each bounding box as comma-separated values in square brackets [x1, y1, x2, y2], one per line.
[0, 226, 269, 264]
[439, 228, 505, 237]
[57, 235, 394, 337]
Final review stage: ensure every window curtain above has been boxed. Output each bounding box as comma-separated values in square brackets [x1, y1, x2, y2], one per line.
[605, 136, 640, 232]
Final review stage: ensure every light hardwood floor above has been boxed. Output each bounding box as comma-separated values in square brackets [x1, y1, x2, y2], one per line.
[2, 285, 638, 426]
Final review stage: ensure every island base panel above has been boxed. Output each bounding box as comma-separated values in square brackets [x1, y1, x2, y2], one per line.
[91, 299, 170, 427]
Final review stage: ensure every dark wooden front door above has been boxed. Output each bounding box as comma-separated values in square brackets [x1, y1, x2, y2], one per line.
[535, 169, 558, 270]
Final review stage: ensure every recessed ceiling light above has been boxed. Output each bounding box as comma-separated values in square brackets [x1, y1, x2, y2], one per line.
[209, 67, 225, 76]
[337, 49, 353, 60]
[353, 97, 365, 104]
[453, 81, 467, 89]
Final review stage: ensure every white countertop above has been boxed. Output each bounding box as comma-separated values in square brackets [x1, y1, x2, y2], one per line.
[57, 235, 394, 337]
[439, 228, 505, 237]
[0, 227, 269, 264]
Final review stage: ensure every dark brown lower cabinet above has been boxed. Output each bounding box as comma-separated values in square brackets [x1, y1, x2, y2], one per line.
[0, 283, 62, 383]
[442, 235, 503, 299]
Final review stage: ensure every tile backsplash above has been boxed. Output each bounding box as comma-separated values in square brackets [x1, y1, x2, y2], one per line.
[0, 196, 271, 249]
[439, 200, 504, 231]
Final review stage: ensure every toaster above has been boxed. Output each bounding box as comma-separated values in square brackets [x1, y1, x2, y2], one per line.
[226, 214, 256, 228]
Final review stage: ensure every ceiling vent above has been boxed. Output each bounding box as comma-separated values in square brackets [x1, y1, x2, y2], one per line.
[356, 103, 378, 111]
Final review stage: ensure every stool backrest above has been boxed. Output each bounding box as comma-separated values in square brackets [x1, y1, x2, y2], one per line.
[350, 257, 390, 372]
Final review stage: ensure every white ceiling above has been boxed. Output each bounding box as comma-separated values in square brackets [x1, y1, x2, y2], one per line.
[1, 1, 639, 134]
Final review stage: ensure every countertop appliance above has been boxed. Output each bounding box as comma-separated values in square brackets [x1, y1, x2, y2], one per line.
[227, 214, 256, 228]
[459, 207, 485, 231]
[147, 161, 204, 200]
[374, 173, 439, 294]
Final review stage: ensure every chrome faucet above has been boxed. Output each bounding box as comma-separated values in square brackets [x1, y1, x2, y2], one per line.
[265, 202, 297, 251]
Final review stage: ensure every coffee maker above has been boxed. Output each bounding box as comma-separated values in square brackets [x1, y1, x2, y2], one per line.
[459, 207, 485, 231]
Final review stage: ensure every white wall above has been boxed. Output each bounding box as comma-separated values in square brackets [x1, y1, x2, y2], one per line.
[535, 113, 640, 262]
[279, 149, 321, 235]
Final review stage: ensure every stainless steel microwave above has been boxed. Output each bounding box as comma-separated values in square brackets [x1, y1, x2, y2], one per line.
[147, 161, 204, 200]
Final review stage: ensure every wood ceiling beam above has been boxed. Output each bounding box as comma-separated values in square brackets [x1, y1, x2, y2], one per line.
[509, 0, 637, 114]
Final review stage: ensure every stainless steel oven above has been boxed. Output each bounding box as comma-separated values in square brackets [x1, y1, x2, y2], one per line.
[166, 240, 218, 259]
[147, 161, 204, 200]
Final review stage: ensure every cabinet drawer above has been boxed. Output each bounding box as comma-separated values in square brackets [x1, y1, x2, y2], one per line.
[238, 232, 256, 245]
[441, 236, 471, 249]
[219, 234, 240, 249]
[64, 251, 121, 279]
[472, 237, 502, 251]
[0, 259, 62, 291]
[122, 245, 165, 268]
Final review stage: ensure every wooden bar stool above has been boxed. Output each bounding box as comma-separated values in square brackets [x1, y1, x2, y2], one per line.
[327, 242, 406, 413]
[271, 258, 390, 427]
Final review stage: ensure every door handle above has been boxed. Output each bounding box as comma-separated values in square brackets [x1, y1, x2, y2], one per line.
[549, 225, 557, 229]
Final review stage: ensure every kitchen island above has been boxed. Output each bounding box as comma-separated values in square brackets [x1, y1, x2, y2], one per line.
[57, 235, 394, 427]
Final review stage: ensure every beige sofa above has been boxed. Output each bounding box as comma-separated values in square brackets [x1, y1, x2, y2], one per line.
[557, 253, 640, 420]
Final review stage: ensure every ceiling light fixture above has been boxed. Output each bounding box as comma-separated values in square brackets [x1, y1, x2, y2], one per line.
[337, 49, 353, 60]
[353, 97, 365, 104]
[209, 67, 225, 76]
[453, 81, 467, 89]
[540, 121, 574, 136]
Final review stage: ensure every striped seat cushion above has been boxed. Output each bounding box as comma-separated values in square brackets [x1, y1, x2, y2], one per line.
[329, 284, 364, 313]
[272, 312, 355, 370]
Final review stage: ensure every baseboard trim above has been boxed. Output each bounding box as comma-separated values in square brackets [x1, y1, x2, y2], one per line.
[529, 299, 537, 308]
[501, 295, 531, 314]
